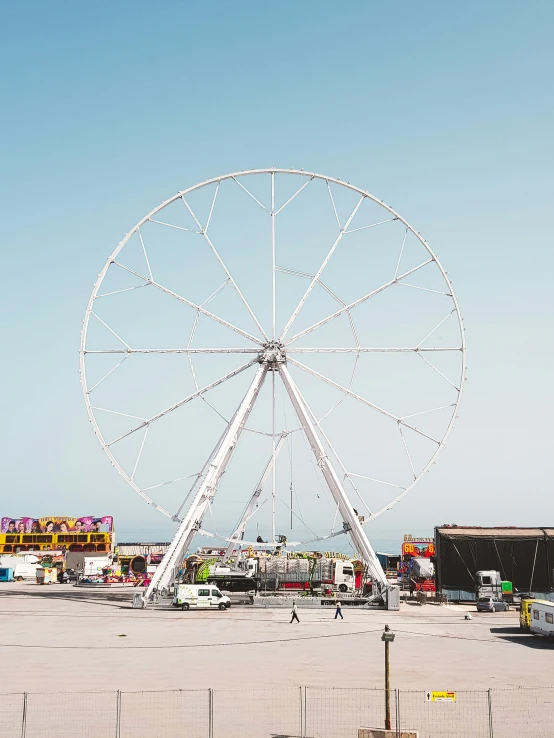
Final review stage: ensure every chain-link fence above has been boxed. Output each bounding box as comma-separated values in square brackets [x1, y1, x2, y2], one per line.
[1, 686, 550, 737]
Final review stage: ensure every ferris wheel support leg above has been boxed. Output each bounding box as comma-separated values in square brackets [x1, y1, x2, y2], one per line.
[279, 365, 396, 606]
[222, 433, 286, 563]
[142, 364, 268, 605]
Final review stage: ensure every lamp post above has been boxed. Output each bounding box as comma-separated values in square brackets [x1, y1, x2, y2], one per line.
[381, 624, 395, 730]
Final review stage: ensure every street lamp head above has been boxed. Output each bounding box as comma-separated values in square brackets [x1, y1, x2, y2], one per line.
[381, 624, 395, 642]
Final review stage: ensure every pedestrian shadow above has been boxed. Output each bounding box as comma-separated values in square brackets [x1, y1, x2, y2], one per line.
[490, 626, 554, 649]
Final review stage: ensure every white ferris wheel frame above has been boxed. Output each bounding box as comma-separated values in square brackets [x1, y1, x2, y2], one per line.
[79, 168, 467, 600]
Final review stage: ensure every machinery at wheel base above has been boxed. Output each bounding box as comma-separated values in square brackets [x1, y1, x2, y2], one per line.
[201, 550, 357, 596]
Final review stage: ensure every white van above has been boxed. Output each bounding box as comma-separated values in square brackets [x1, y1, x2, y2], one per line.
[530, 600, 554, 640]
[1, 554, 41, 581]
[172, 584, 231, 611]
[14, 563, 42, 582]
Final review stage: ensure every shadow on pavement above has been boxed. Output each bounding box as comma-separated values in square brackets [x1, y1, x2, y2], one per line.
[0, 586, 133, 608]
[490, 626, 554, 649]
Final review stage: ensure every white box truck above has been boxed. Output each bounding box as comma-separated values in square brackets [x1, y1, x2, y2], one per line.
[0, 555, 41, 581]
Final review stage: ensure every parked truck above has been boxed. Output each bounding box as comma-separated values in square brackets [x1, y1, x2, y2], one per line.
[476, 570, 513, 601]
[206, 553, 355, 594]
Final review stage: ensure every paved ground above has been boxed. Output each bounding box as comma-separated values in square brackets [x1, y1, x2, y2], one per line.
[0, 583, 552, 693]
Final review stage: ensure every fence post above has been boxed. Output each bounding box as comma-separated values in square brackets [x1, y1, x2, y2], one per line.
[116, 690, 121, 738]
[488, 689, 494, 738]
[208, 688, 213, 738]
[20, 692, 27, 738]
[299, 686, 303, 738]
[395, 689, 400, 738]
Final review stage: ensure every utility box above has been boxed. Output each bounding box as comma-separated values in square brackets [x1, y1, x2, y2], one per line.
[386, 585, 400, 610]
[132, 592, 144, 609]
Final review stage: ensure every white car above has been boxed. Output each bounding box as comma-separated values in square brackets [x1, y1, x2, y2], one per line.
[173, 584, 231, 611]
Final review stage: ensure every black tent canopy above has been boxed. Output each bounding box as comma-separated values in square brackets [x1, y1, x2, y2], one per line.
[435, 527, 554, 594]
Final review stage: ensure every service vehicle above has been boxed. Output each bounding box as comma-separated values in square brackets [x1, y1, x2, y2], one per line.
[251, 555, 355, 593]
[476, 596, 509, 612]
[476, 570, 513, 600]
[14, 563, 42, 581]
[1, 554, 42, 581]
[529, 600, 554, 640]
[36, 567, 58, 585]
[172, 584, 231, 611]
[518, 598, 551, 631]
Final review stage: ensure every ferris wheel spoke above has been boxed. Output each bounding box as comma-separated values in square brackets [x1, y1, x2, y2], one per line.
[417, 352, 461, 391]
[204, 180, 220, 235]
[273, 175, 314, 216]
[186, 312, 200, 390]
[137, 227, 154, 281]
[398, 282, 452, 296]
[347, 472, 405, 490]
[344, 217, 398, 235]
[285, 258, 434, 346]
[277, 496, 320, 539]
[416, 310, 456, 348]
[398, 426, 417, 481]
[90, 407, 147, 422]
[112, 259, 264, 346]
[223, 434, 287, 561]
[287, 347, 462, 353]
[95, 284, 149, 299]
[181, 196, 269, 341]
[292, 380, 374, 519]
[400, 403, 456, 421]
[231, 176, 269, 211]
[86, 355, 129, 393]
[394, 228, 408, 279]
[148, 218, 199, 234]
[271, 172, 276, 339]
[280, 195, 365, 341]
[327, 181, 342, 230]
[90, 311, 131, 349]
[288, 356, 441, 445]
[130, 426, 149, 481]
[106, 358, 258, 447]
[142, 472, 201, 493]
[84, 348, 261, 354]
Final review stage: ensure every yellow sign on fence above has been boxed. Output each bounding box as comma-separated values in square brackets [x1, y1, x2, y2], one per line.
[426, 691, 456, 703]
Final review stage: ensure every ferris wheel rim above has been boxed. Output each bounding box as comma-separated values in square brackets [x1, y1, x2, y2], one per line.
[79, 168, 467, 529]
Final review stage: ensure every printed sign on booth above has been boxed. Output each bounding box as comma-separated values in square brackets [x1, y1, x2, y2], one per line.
[1, 516, 113, 534]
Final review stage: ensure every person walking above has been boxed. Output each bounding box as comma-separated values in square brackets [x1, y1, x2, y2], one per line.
[290, 601, 300, 624]
[335, 600, 343, 620]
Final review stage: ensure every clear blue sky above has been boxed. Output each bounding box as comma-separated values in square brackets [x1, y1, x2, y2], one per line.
[1, 2, 553, 549]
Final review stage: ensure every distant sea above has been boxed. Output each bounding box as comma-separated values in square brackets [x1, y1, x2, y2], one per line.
[115, 526, 434, 557]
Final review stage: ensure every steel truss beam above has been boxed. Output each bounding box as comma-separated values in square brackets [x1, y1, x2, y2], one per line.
[278, 364, 389, 592]
[143, 364, 268, 602]
[222, 433, 286, 562]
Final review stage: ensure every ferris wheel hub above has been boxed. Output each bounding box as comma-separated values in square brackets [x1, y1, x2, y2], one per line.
[259, 341, 286, 369]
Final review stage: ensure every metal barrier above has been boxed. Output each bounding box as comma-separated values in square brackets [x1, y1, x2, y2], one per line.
[306, 686, 395, 738]
[397, 690, 491, 738]
[2, 685, 553, 737]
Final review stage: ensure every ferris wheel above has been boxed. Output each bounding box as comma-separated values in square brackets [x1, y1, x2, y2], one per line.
[80, 168, 466, 600]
